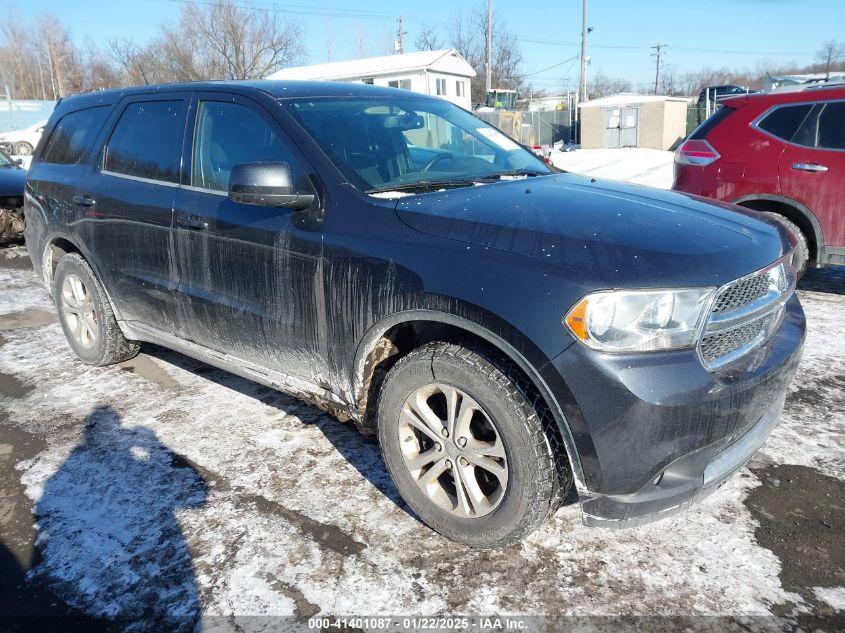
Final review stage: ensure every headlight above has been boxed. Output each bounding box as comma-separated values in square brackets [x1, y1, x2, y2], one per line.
[564, 287, 715, 352]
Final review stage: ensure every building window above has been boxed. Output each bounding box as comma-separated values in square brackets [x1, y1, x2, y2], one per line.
[388, 79, 412, 90]
[435, 78, 447, 96]
[456, 81, 464, 97]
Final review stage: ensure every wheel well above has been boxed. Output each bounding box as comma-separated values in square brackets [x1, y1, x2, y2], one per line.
[735, 199, 818, 261]
[43, 237, 82, 292]
[356, 319, 572, 477]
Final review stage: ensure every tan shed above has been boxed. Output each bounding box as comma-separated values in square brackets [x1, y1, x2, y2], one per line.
[578, 94, 691, 150]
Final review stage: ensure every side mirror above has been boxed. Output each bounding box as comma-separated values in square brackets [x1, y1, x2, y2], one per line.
[228, 161, 315, 210]
[14, 158, 23, 166]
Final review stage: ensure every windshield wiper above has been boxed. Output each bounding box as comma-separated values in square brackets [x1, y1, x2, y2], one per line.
[366, 179, 476, 194]
[366, 170, 547, 195]
[473, 169, 546, 182]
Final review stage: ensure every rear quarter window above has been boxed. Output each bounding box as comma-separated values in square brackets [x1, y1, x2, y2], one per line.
[41, 106, 111, 165]
[757, 104, 813, 142]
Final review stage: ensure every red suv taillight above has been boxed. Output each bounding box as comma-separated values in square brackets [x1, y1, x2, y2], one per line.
[675, 139, 721, 166]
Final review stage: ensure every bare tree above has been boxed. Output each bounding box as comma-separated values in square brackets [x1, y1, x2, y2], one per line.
[817, 40, 844, 79]
[108, 38, 150, 85]
[351, 21, 367, 59]
[588, 73, 632, 99]
[322, 17, 336, 62]
[415, 26, 442, 52]
[174, 1, 305, 79]
[450, 2, 524, 104]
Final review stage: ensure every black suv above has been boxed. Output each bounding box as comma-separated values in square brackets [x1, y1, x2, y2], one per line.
[25, 81, 805, 547]
[697, 84, 755, 104]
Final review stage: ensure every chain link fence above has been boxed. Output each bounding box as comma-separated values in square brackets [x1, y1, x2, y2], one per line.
[686, 101, 719, 136]
[475, 109, 574, 147]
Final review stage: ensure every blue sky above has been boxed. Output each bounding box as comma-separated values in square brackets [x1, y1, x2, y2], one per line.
[11, 0, 844, 94]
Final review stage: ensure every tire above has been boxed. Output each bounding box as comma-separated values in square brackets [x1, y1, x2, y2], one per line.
[53, 253, 140, 366]
[377, 341, 570, 548]
[13, 141, 33, 156]
[763, 212, 809, 278]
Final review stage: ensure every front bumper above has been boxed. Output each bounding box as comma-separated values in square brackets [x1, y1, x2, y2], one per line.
[546, 293, 805, 528]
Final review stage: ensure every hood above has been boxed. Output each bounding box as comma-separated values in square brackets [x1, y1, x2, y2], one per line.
[395, 173, 791, 289]
[0, 166, 26, 198]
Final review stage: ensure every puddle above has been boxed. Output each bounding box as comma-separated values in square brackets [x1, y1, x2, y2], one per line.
[746, 463, 845, 622]
[117, 354, 182, 391]
[0, 309, 57, 332]
[0, 372, 33, 398]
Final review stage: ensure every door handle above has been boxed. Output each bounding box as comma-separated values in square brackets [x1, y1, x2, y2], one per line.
[791, 163, 829, 173]
[176, 216, 209, 230]
[72, 194, 96, 207]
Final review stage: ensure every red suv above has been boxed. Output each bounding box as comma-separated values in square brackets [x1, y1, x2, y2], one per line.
[674, 85, 845, 275]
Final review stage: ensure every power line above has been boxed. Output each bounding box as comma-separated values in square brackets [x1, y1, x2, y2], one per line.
[522, 55, 580, 78]
[166, 0, 397, 21]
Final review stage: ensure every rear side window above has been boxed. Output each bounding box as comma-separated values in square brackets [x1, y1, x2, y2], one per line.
[757, 104, 813, 142]
[104, 100, 186, 183]
[817, 102, 845, 150]
[41, 106, 110, 165]
[689, 106, 735, 140]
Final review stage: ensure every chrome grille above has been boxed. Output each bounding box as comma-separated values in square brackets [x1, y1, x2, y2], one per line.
[711, 274, 772, 314]
[700, 319, 768, 364]
[697, 258, 795, 369]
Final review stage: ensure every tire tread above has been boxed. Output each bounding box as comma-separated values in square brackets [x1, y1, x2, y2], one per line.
[381, 340, 573, 547]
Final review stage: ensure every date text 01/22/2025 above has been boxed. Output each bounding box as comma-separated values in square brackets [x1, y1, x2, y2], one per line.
[307, 617, 528, 630]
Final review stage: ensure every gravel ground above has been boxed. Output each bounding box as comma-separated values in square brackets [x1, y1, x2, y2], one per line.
[0, 244, 843, 632]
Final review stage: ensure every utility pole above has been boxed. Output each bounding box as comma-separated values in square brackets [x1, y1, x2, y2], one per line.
[485, 0, 493, 94]
[396, 15, 406, 54]
[579, 0, 587, 103]
[651, 43, 666, 94]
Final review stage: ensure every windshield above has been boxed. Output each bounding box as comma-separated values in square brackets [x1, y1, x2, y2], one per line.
[279, 96, 550, 193]
[0, 152, 12, 167]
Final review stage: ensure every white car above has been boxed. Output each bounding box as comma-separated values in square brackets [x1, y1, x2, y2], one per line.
[0, 120, 47, 156]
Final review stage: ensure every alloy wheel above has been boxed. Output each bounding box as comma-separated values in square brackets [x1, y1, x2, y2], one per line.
[398, 383, 508, 518]
[61, 274, 98, 349]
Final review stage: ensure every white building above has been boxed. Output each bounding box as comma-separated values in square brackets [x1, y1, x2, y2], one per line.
[764, 72, 845, 91]
[266, 49, 477, 110]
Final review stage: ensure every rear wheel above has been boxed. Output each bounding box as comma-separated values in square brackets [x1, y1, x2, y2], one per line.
[53, 253, 139, 366]
[377, 341, 570, 548]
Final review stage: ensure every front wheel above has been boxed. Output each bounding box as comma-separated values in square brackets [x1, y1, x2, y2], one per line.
[377, 341, 569, 548]
[763, 213, 809, 278]
[13, 141, 33, 156]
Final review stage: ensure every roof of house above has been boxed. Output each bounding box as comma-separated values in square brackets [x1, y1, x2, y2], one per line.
[267, 49, 477, 81]
[578, 93, 692, 108]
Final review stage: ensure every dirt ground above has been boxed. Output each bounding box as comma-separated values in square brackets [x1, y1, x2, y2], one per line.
[0, 244, 843, 632]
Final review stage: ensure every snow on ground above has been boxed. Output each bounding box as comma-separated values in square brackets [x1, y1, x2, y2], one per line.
[0, 248, 843, 631]
[550, 147, 675, 190]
